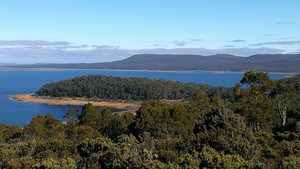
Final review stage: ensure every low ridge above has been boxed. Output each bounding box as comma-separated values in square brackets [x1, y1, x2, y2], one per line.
[9, 54, 300, 72]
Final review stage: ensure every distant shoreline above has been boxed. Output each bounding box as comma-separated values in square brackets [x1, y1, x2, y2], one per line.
[0, 67, 297, 74]
[10, 94, 142, 113]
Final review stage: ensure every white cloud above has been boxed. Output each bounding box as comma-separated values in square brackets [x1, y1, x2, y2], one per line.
[263, 33, 277, 36]
[172, 40, 188, 47]
[0, 40, 71, 47]
[276, 21, 295, 25]
[222, 45, 236, 48]
[0, 40, 293, 64]
[250, 40, 300, 46]
[154, 44, 167, 47]
[189, 39, 202, 42]
[229, 39, 246, 43]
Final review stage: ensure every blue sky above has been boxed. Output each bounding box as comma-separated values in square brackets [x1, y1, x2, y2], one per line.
[0, 0, 299, 63]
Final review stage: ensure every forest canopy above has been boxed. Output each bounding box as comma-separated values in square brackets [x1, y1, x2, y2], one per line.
[35, 75, 221, 101]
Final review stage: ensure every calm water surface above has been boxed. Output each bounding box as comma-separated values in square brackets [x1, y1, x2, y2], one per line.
[0, 70, 292, 126]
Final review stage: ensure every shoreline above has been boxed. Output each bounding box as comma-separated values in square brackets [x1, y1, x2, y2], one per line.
[10, 94, 142, 113]
[0, 67, 298, 74]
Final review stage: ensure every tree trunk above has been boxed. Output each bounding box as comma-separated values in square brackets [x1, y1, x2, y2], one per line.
[278, 98, 288, 127]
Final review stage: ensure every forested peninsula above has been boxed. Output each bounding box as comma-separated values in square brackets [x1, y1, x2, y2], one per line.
[1, 71, 300, 168]
[35, 75, 229, 101]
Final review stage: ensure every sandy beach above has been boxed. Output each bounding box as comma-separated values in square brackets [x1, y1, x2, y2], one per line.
[10, 94, 142, 112]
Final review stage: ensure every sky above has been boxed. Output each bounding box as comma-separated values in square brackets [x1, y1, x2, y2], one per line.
[0, 0, 299, 64]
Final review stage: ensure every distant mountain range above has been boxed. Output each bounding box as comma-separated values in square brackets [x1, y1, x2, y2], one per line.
[6, 54, 300, 72]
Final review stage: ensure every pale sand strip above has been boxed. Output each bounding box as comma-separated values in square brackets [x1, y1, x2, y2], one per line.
[10, 94, 141, 112]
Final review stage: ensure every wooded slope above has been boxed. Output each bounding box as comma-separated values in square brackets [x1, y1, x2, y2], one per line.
[15, 54, 300, 72]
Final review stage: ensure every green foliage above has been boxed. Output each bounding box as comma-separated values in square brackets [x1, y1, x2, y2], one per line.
[200, 145, 259, 168]
[78, 103, 118, 137]
[23, 114, 65, 139]
[133, 100, 196, 139]
[108, 112, 135, 139]
[195, 107, 262, 161]
[36, 75, 213, 101]
[282, 155, 300, 169]
[66, 125, 101, 142]
[187, 92, 211, 116]
[77, 136, 143, 168]
[0, 123, 22, 142]
[179, 151, 201, 169]
[78, 103, 100, 129]
[234, 71, 280, 130]
[33, 157, 77, 169]
[279, 75, 300, 95]
[33, 139, 76, 159]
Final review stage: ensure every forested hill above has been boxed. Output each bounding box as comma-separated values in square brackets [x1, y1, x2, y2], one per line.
[35, 75, 229, 101]
[13, 53, 300, 72]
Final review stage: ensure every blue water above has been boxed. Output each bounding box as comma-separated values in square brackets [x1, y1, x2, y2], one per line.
[0, 70, 292, 126]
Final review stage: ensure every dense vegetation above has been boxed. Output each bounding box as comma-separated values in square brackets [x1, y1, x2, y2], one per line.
[15, 54, 300, 72]
[35, 75, 228, 101]
[1, 71, 300, 168]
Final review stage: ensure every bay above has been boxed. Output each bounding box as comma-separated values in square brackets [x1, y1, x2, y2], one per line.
[0, 69, 292, 126]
